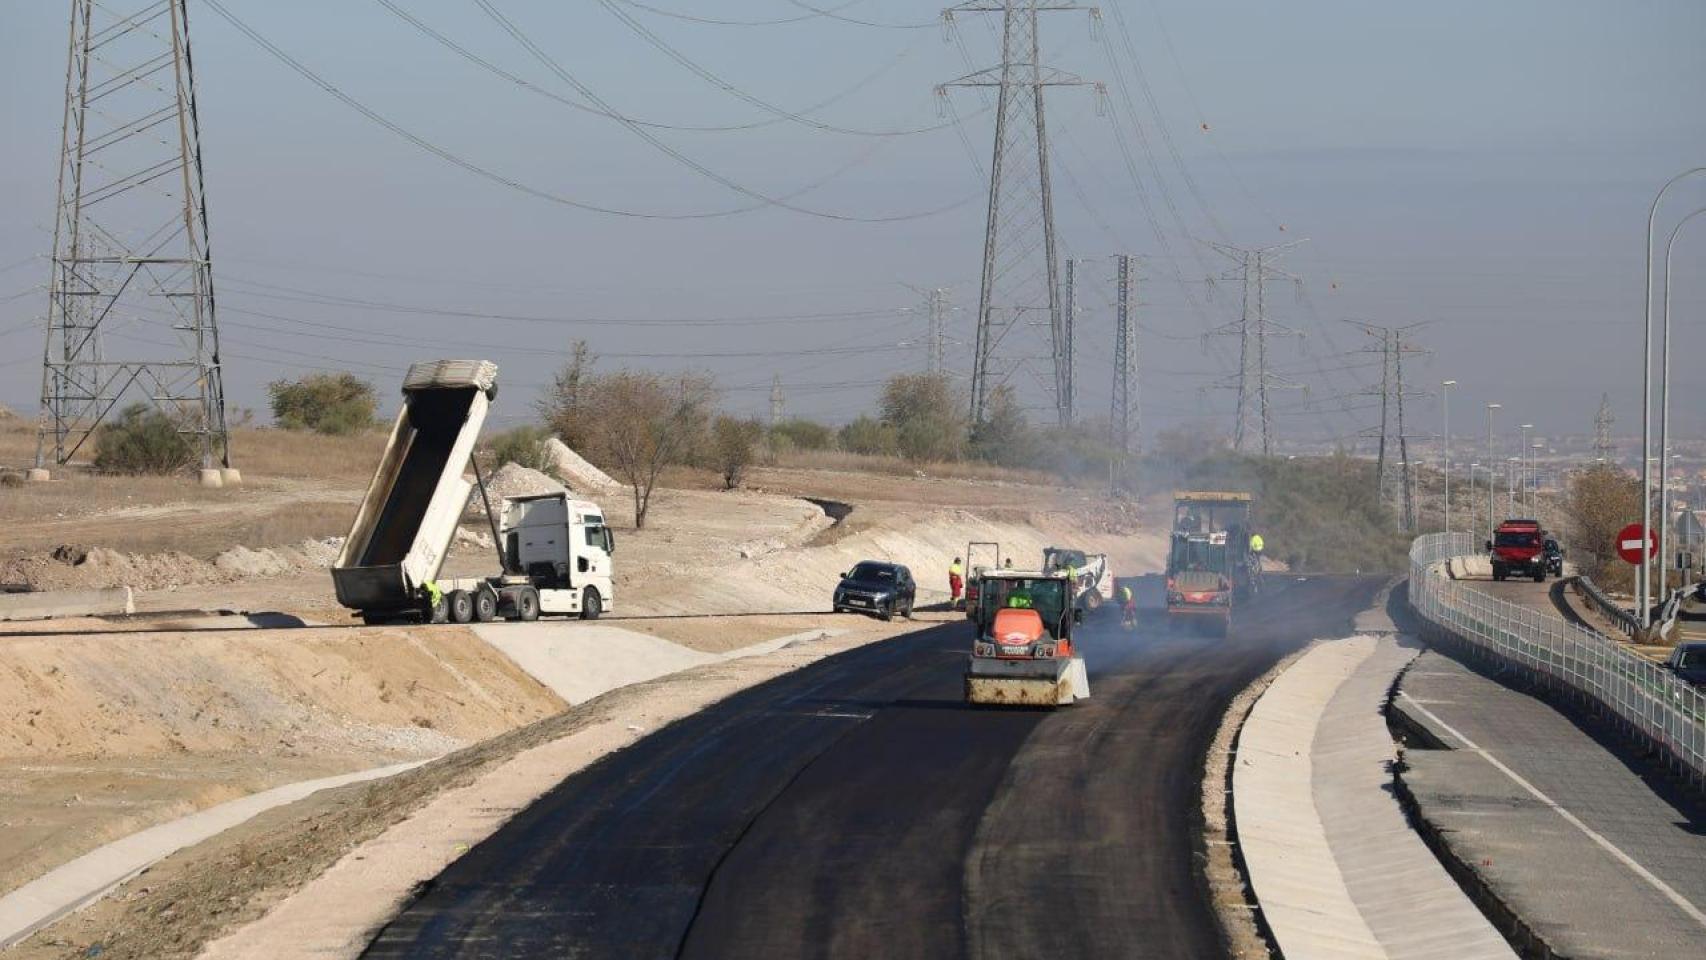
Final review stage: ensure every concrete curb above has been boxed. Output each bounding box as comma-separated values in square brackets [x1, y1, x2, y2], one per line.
[1233, 634, 1515, 959]
[0, 586, 133, 622]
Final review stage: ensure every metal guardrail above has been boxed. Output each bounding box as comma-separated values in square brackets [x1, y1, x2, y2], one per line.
[1409, 533, 1705, 789]
[1574, 574, 1641, 639]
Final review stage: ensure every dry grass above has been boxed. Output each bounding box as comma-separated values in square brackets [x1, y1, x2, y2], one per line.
[225, 500, 358, 549]
[227, 426, 388, 482]
[768, 448, 1061, 487]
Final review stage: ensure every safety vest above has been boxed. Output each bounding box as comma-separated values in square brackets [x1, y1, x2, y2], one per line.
[1120, 585, 1133, 604]
[950, 562, 963, 577]
[1250, 534, 1265, 553]
[426, 580, 444, 606]
[1008, 594, 1032, 609]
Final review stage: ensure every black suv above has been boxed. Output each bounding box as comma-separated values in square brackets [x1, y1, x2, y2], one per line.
[1665, 642, 1706, 688]
[833, 561, 916, 621]
[1543, 537, 1565, 577]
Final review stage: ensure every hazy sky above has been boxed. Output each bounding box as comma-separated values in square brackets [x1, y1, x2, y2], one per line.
[2, 0, 1703, 453]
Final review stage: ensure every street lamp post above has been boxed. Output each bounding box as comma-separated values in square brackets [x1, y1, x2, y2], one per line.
[1531, 440, 1545, 513]
[1519, 424, 1533, 513]
[1469, 462, 1480, 540]
[1640, 169, 1706, 629]
[1659, 207, 1706, 601]
[1507, 457, 1519, 519]
[1442, 380, 1456, 533]
[1486, 403, 1501, 539]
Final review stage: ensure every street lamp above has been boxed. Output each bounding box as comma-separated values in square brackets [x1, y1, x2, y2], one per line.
[1531, 440, 1545, 513]
[1640, 169, 1706, 629]
[1658, 206, 1706, 602]
[1486, 403, 1501, 539]
[1519, 424, 1533, 513]
[1470, 462, 1484, 544]
[1442, 380, 1456, 533]
[1507, 457, 1520, 519]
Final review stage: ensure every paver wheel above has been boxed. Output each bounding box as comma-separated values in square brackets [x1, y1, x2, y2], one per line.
[580, 587, 603, 621]
[447, 589, 474, 624]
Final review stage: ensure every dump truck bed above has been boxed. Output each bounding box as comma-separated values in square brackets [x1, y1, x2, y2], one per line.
[333, 360, 498, 614]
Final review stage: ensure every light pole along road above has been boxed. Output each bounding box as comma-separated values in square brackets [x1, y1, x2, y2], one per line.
[1442, 380, 1455, 533]
[1658, 205, 1706, 600]
[1485, 402, 1501, 541]
[1640, 168, 1706, 628]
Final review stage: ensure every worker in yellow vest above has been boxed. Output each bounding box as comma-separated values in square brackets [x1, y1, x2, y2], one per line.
[949, 557, 965, 609]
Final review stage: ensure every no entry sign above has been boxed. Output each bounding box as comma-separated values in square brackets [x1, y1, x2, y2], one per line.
[1616, 523, 1656, 565]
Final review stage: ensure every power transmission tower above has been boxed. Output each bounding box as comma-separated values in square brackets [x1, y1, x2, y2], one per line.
[1205, 240, 1304, 454]
[1110, 254, 1140, 455]
[769, 375, 785, 426]
[1063, 258, 1077, 422]
[941, 0, 1098, 428]
[1594, 393, 1616, 464]
[36, 0, 230, 472]
[928, 287, 949, 376]
[1346, 320, 1429, 529]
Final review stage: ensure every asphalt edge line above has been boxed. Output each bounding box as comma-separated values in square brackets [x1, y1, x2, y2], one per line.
[1201, 640, 1318, 960]
[1398, 691, 1706, 930]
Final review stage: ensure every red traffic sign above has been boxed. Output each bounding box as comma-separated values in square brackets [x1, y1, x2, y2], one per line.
[1616, 523, 1656, 565]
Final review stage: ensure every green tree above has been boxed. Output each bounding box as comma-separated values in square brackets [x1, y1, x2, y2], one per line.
[536, 340, 598, 454]
[838, 415, 898, 456]
[268, 373, 376, 435]
[880, 373, 964, 462]
[712, 416, 765, 489]
[769, 418, 836, 452]
[968, 385, 1037, 467]
[93, 404, 195, 475]
[486, 425, 553, 474]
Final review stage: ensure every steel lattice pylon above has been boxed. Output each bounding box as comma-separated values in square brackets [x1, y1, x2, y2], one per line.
[941, 1, 1095, 427]
[36, 0, 229, 469]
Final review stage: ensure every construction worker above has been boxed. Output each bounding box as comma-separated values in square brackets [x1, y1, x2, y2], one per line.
[1249, 533, 1265, 574]
[425, 579, 444, 621]
[949, 557, 965, 609]
[1007, 586, 1033, 609]
[1119, 582, 1137, 629]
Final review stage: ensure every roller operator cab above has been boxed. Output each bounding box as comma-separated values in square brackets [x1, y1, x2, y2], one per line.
[1165, 491, 1258, 637]
[964, 570, 1090, 707]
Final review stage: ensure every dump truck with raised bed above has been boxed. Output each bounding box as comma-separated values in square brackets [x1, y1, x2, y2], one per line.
[332, 360, 615, 624]
[1164, 491, 1258, 636]
[964, 568, 1090, 707]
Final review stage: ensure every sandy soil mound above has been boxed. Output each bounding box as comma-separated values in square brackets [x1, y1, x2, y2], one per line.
[465, 463, 563, 517]
[544, 437, 619, 492]
[0, 624, 563, 899]
[1, 539, 346, 592]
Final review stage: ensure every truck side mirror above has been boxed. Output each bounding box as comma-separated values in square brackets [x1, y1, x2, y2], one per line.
[604, 529, 616, 554]
[1484, 540, 1493, 552]
[1073, 608, 1084, 624]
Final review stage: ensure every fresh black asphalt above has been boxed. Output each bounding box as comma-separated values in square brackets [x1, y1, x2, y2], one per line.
[362, 574, 1382, 959]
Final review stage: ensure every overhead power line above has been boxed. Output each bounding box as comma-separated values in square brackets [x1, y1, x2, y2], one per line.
[377, 0, 923, 134]
[611, 0, 870, 28]
[593, 0, 955, 136]
[204, 0, 971, 223]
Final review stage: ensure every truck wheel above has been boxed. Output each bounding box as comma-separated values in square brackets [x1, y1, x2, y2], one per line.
[517, 588, 540, 622]
[427, 595, 449, 624]
[580, 587, 603, 621]
[474, 587, 498, 623]
[447, 589, 474, 624]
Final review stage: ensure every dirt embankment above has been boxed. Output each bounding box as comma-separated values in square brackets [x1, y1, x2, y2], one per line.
[0, 625, 562, 900]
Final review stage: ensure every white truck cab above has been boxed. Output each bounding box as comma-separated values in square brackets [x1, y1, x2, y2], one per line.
[486, 493, 614, 618]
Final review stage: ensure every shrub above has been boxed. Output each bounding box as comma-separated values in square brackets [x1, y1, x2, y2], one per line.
[880, 373, 964, 462]
[838, 415, 898, 456]
[770, 418, 835, 452]
[268, 373, 376, 435]
[712, 416, 764, 489]
[487, 425, 554, 474]
[94, 404, 196, 475]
